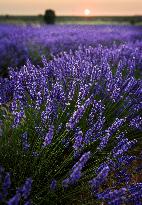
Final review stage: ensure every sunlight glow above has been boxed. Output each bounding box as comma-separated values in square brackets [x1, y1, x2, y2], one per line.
[84, 9, 91, 16]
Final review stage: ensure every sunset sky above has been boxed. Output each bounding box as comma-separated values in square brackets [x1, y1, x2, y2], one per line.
[0, 0, 142, 16]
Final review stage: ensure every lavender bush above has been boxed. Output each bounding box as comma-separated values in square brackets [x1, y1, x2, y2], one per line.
[0, 24, 142, 204]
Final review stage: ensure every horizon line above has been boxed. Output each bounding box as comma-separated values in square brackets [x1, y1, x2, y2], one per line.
[0, 14, 142, 17]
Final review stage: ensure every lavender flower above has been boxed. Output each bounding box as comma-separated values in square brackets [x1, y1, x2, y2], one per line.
[62, 152, 91, 188]
[73, 128, 83, 152]
[130, 116, 142, 130]
[97, 183, 142, 205]
[89, 165, 110, 192]
[20, 178, 33, 200]
[2, 173, 11, 196]
[22, 132, 30, 151]
[43, 125, 54, 147]
[98, 118, 126, 150]
[7, 194, 21, 205]
[50, 179, 57, 190]
[66, 96, 93, 130]
[97, 187, 127, 205]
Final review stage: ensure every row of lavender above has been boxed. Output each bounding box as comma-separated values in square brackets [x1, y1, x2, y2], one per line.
[0, 25, 142, 204]
[0, 24, 142, 74]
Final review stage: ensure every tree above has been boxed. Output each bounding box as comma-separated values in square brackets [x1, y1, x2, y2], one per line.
[44, 9, 56, 24]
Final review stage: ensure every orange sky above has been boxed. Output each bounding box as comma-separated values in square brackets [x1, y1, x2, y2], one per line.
[0, 0, 142, 16]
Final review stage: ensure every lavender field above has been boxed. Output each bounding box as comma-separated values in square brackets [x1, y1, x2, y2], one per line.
[0, 24, 142, 205]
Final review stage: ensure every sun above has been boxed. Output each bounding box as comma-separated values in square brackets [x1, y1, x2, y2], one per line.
[84, 9, 91, 16]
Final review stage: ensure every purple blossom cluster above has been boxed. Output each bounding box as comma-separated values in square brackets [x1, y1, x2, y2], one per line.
[89, 164, 110, 192]
[43, 125, 54, 146]
[130, 116, 142, 130]
[22, 132, 30, 151]
[62, 152, 91, 188]
[98, 118, 126, 150]
[73, 128, 83, 152]
[97, 183, 142, 205]
[0, 165, 32, 204]
[112, 133, 137, 158]
[66, 96, 93, 130]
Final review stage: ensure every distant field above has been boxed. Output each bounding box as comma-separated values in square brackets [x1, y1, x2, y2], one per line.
[0, 15, 142, 25]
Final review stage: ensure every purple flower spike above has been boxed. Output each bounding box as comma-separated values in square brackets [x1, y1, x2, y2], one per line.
[73, 129, 83, 152]
[7, 193, 21, 205]
[62, 152, 91, 188]
[20, 178, 33, 200]
[3, 173, 11, 196]
[43, 125, 54, 147]
[50, 179, 57, 190]
[89, 165, 110, 192]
